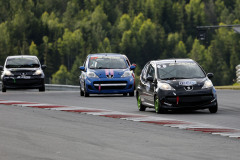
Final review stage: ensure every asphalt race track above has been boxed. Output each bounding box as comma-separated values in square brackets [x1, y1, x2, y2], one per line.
[0, 89, 240, 160]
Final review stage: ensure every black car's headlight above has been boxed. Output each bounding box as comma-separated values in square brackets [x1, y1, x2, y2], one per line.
[87, 72, 99, 78]
[4, 70, 13, 76]
[33, 69, 43, 75]
[202, 80, 213, 89]
[158, 82, 175, 91]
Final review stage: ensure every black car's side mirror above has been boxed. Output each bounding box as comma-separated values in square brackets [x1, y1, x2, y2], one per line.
[41, 65, 47, 70]
[146, 76, 154, 82]
[207, 73, 214, 79]
[0, 66, 3, 71]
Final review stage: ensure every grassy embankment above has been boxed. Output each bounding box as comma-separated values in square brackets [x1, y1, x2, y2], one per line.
[215, 83, 240, 90]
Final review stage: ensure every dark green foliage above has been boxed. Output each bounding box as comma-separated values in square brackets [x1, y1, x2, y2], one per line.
[0, 0, 240, 85]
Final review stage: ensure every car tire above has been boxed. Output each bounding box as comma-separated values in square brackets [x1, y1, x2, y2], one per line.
[84, 84, 89, 97]
[123, 93, 127, 96]
[129, 91, 134, 97]
[209, 102, 218, 113]
[80, 83, 84, 96]
[154, 96, 165, 114]
[2, 84, 6, 92]
[39, 85, 45, 92]
[137, 94, 146, 111]
[80, 88, 84, 96]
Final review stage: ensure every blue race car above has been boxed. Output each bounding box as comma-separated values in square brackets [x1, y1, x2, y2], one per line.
[79, 53, 136, 97]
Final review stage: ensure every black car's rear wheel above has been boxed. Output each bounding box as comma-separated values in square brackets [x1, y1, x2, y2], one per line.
[137, 94, 146, 111]
[209, 102, 218, 113]
[154, 96, 165, 114]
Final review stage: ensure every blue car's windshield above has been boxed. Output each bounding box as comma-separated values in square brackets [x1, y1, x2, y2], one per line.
[157, 62, 205, 79]
[88, 56, 128, 69]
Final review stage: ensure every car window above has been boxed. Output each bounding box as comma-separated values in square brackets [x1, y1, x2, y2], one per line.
[6, 57, 40, 68]
[88, 56, 127, 69]
[146, 64, 155, 79]
[141, 63, 150, 81]
[157, 62, 205, 79]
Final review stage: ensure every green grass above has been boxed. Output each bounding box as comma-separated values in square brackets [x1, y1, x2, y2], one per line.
[215, 83, 240, 90]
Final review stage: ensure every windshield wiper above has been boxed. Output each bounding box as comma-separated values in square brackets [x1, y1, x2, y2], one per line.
[161, 77, 188, 80]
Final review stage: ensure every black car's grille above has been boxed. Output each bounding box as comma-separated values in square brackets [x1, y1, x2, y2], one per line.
[4, 79, 43, 86]
[93, 81, 127, 90]
[166, 95, 213, 107]
[11, 70, 35, 76]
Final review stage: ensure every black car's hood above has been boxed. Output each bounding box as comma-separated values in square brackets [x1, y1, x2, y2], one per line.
[7, 68, 40, 72]
[159, 77, 207, 89]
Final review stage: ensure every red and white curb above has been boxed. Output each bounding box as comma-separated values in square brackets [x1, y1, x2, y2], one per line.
[1, 100, 240, 139]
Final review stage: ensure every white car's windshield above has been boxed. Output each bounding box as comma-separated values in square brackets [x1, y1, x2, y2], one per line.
[157, 62, 205, 80]
[88, 56, 128, 69]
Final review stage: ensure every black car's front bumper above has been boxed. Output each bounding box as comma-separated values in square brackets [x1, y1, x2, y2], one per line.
[158, 88, 217, 110]
[2, 76, 44, 89]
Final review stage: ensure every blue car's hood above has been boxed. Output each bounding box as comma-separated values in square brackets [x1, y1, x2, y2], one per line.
[88, 68, 129, 78]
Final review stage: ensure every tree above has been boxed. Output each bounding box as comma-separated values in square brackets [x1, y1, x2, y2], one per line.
[29, 41, 39, 56]
[52, 65, 71, 84]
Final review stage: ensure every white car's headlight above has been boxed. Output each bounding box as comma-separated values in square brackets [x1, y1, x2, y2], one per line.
[121, 71, 132, 77]
[33, 69, 43, 75]
[202, 80, 213, 89]
[4, 70, 13, 76]
[158, 82, 175, 91]
[87, 72, 99, 78]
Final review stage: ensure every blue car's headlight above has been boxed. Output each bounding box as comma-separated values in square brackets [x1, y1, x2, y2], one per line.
[121, 71, 132, 78]
[87, 72, 99, 78]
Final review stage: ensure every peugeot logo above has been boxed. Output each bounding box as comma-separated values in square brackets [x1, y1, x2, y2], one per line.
[107, 75, 113, 78]
[184, 86, 193, 91]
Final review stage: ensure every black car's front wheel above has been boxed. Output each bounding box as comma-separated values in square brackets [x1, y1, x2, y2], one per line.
[209, 102, 218, 113]
[2, 84, 6, 92]
[137, 94, 146, 111]
[154, 96, 165, 114]
[39, 84, 45, 92]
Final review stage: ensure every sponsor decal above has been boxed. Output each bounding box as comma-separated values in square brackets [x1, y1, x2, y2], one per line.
[105, 69, 114, 78]
[179, 81, 197, 86]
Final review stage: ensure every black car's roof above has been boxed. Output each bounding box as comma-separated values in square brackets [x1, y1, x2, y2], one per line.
[7, 55, 38, 59]
[151, 58, 195, 64]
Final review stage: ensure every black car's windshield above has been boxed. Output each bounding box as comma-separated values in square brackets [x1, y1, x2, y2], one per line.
[6, 57, 40, 68]
[88, 56, 128, 69]
[157, 62, 205, 79]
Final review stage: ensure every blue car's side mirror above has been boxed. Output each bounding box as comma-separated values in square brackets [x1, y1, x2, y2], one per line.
[79, 66, 85, 71]
[130, 65, 136, 70]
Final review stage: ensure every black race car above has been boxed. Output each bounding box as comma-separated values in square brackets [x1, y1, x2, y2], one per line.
[136, 59, 218, 114]
[0, 55, 46, 92]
